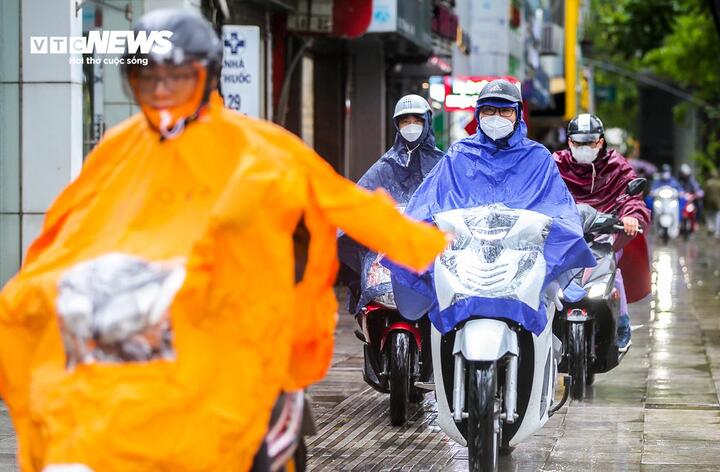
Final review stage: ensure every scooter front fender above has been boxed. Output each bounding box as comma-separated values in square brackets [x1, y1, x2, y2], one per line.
[453, 318, 519, 361]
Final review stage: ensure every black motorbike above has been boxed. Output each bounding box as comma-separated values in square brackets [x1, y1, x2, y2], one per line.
[553, 178, 646, 401]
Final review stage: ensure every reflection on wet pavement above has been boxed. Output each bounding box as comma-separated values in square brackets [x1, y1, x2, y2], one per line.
[308, 233, 720, 470]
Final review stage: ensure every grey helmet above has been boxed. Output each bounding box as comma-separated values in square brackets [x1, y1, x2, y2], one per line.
[393, 94, 432, 120]
[477, 79, 522, 104]
[121, 9, 223, 103]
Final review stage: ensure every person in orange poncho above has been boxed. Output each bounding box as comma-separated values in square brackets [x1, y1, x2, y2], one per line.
[0, 10, 447, 472]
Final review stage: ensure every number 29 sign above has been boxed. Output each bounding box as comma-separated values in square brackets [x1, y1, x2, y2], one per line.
[221, 25, 260, 118]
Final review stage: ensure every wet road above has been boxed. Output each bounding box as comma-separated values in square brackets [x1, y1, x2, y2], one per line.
[308, 233, 720, 471]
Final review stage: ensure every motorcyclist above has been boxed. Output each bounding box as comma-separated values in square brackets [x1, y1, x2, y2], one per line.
[653, 164, 683, 191]
[339, 95, 443, 312]
[358, 94, 443, 201]
[386, 79, 595, 342]
[553, 114, 651, 352]
[0, 9, 448, 471]
[705, 168, 720, 238]
[678, 164, 703, 195]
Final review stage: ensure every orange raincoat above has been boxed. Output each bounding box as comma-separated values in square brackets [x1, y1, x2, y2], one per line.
[0, 93, 446, 471]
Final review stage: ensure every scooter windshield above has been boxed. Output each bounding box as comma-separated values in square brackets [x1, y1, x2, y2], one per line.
[358, 251, 395, 309]
[433, 204, 552, 314]
[355, 206, 407, 311]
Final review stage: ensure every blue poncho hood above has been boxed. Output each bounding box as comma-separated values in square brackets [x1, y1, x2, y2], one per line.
[385, 113, 595, 335]
[356, 110, 444, 203]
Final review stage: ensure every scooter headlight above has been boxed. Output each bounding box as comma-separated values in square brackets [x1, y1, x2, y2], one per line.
[587, 283, 606, 299]
[669, 200, 678, 208]
[658, 188, 675, 199]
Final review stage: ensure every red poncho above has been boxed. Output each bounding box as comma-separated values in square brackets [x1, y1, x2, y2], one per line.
[553, 148, 651, 303]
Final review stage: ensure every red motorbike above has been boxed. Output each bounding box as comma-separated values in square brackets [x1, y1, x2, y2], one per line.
[354, 254, 433, 426]
[681, 192, 698, 238]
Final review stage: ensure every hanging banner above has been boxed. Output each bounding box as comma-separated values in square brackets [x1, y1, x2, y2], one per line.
[221, 25, 261, 118]
[367, 0, 397, 32]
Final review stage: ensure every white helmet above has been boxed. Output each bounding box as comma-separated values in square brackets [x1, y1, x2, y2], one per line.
[393, 94, 431, 120]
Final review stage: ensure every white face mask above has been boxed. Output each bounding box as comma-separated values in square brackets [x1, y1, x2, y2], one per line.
[479, 115, 515, 140]
[570, 145, 600, 164]
[399, 123, 423, 143]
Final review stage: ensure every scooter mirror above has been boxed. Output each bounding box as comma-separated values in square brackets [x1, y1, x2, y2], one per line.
[626, 178, 647, 196]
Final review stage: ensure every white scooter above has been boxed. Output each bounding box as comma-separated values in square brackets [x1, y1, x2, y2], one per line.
[652, 185, 680, 243]
[425, 204, 569, 472]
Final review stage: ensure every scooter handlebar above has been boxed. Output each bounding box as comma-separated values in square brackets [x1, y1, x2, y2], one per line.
[613, 224, 643, 234]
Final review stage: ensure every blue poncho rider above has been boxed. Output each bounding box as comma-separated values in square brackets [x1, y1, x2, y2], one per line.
[653, 164, 683, 192]
[338, 94, 444, 313]
[386, 79, 594, 339]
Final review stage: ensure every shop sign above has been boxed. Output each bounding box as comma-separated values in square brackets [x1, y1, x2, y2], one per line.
[221, 25, 261, 117]
[444, 75, 521, 111]
[367, 0, 398, 33]
[368, 0, 433, 51]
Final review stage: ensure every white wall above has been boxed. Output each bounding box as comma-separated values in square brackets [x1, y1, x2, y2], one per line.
[0, 0, 83, 286]
[0, 0, 22, 285]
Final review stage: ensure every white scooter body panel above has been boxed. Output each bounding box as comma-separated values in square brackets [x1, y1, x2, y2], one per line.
[452, 318, 519, 361]
[432, 305, 559, 448]
[653, 185, 680, 238]
[431, 325, 467, 446]
[429, 204, 561, 451]
[508, 304, 557, 446]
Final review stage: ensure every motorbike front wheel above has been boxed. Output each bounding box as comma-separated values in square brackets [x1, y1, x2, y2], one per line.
[389, 331, 412, 426]
[289, 437, 307, 472]
[568, 322, 588, 401]
[586, 372, 596, 386]
[661, 227, 670, 244]
[468, 361, 501, 472]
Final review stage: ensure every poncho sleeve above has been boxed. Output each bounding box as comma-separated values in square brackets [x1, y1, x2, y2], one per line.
[302, 151, 448, 272]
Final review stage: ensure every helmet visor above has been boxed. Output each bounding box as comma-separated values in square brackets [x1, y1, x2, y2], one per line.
[569, 133, 601, 144]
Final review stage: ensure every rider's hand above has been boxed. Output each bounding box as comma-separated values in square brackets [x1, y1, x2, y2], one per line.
[544, 280, 563, 311]
[622, 216, 639, 236]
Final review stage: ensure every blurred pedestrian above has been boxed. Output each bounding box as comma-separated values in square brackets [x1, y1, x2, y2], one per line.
[705, 168, 720, 238]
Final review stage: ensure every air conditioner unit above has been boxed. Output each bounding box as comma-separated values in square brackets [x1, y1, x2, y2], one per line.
[540, 23, 563, 56]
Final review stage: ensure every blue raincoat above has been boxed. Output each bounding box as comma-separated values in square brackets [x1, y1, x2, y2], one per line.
[357, 114, 444, 203]
[338, 110, 444, 313]
[386, 105, 595, 335]
[651, 176, 683, 192]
